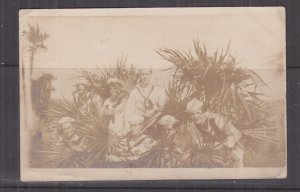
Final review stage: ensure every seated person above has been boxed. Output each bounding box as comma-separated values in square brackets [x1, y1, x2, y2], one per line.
[157, 115, 178, 142]
[186, 98, 243, 167]
[157, 115, 186, 167]
[106, 114, 156, 163]
[58, 117, 86, 152]
[127, 114, 157, 157]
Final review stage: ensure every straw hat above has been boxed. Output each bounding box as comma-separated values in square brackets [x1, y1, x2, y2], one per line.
[186, 98, 204, 114]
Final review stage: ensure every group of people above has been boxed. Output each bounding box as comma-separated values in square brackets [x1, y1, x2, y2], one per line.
[99, 68, 244, 167]
[101, 69, 167, 162]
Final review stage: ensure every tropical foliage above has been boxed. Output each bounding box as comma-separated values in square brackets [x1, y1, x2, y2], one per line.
[30, 39, 281, 168]
[156, 39, 279, 165]
[31, 59, 141, 168]
[22, 24, 49, 78]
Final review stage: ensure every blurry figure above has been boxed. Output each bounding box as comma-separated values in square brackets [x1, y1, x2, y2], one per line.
[157, 115, 179, 141]
[186, 98, 243, 167]
[103, 78, 131, 163]
[102, 78, 128, 137]
[156, 115, 185, 167]
[58, 117, 86, 152]
[74, 84, 87, 106]
[31, 73, 56, 117]
[125, 68, 167, 124]
[127, 114, 157, 157]
[74, 84, 103, 115]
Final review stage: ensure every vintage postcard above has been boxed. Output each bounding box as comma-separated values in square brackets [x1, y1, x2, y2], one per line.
[20, 7, 286, 181]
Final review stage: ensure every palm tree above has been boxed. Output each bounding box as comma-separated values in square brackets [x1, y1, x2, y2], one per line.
[32, 58, 140, 168]
[21, 24, 49, 134]
[23, 24, 49, 80]
[156, 39, 277, 166]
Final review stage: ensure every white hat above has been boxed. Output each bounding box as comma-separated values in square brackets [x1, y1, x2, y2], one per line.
[186, 98, 204, 114]
[128, 114, 144, 125]
[158, 115, 178, 127]
[58, 117, 75, 129]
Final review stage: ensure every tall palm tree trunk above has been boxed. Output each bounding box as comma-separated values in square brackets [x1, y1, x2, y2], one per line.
[29, 48, 35, 81]
[22, 46, 36, 132]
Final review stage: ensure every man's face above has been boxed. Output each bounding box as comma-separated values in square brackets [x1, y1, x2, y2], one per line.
[190, 107, 205, 124]
[139, 69, 152, 85]
[109, 87, 119, 98]
[76, 85, 85, 95]
[62, 122, 74, 137]
[164, 125, 175, 138]
[163, 123, 173, 130]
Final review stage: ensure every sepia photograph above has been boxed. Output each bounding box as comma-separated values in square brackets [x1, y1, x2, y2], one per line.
[20, 7, 286, 181]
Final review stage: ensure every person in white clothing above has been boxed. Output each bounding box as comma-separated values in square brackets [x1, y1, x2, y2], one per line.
[186, 98, 244, 167]
[102, 78, 128, 137]
[125, 68, 167, 125]
[127, 114, 157, 157]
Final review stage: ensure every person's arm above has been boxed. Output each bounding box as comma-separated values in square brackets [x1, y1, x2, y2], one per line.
[223, 121, 241, 148]
[156, 86, 167, 110]
[124, 90, 137, 127]
[102, 99, 110, 115]
[214, 114, 241, 148]
[90, 95, 103, 115]
[186, 122, 204, 147]
[142, 86, 166, 119]
[111, 99, 125, 118]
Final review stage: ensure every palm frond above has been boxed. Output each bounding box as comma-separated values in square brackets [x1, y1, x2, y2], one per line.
[33, 95, 115, 167]
[75, 57, 140, 102]
[46, 96, 82, 120]
[156, 39, 277, 151]
[25, 24, 49, 50]
[189, 141, 231, 167]
[30, 139, 88, 168]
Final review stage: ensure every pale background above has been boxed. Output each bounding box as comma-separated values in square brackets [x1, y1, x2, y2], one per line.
[20, 7, 285, 100]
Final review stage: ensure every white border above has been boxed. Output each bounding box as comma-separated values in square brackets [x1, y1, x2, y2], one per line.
[20, 7, 287, 181]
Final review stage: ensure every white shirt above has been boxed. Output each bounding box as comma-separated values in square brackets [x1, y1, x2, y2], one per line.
[125, 82, 167, 124]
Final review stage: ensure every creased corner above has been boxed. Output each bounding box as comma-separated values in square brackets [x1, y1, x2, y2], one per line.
[19, 9, 34, 18]
[277, 7, 286, 27]
[275, 164, 287, 179]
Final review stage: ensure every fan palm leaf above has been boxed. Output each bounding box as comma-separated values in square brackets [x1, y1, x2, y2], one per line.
[30, 138, 88, 168]
[157, 39, 276, 149]
[75, 57, 140, 102]
[37, 93, 114, 167]
[189, 141, 229, 167]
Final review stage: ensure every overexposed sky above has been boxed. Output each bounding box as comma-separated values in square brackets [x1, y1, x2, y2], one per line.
[21, 8, 285, 99]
